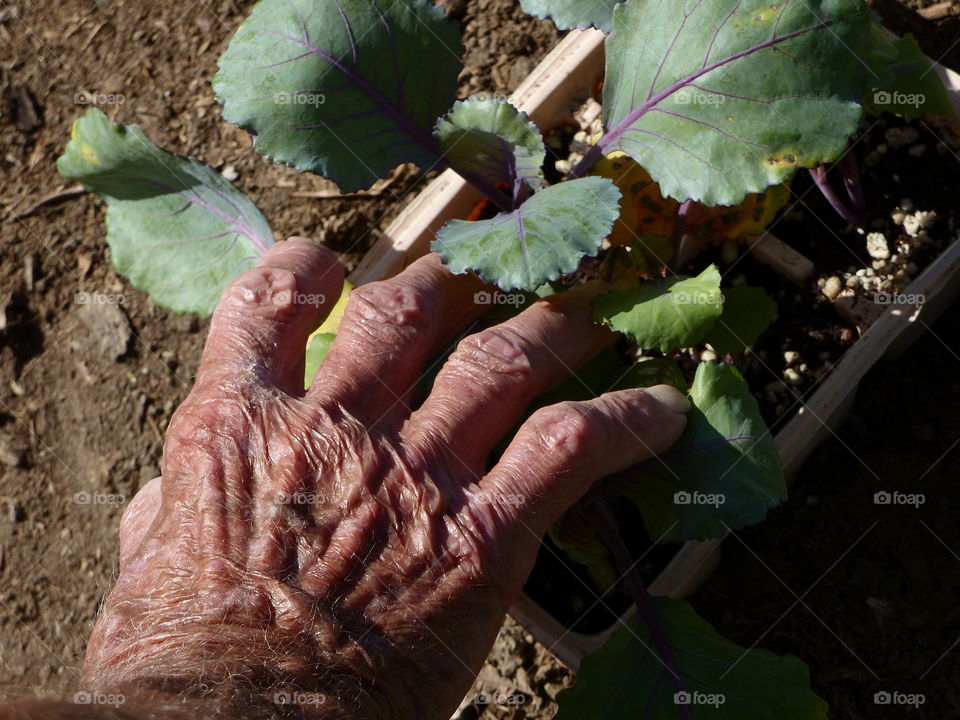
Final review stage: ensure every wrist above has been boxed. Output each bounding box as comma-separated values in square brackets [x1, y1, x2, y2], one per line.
[82, 608, 397, 719]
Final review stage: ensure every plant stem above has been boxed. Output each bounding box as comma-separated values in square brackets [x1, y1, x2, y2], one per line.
[453, 167, 513, 212]
[667, 199, 693, 274]
[808, 165, 861, 226]
[837, 152, 866, 221]
[568, 142, 604, 179]
[585, 499, 693, 720]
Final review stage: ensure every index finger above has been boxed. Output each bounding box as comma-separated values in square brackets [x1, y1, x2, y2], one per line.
[194, 238, 344, 395]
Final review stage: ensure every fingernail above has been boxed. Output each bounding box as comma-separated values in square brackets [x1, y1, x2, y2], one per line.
[645, 384, 692, 414]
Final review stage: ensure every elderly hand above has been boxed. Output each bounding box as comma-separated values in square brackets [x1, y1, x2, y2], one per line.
[77, 239, 688, 719]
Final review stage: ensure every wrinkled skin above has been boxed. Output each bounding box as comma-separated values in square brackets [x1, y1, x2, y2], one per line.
[7, 240, 688, 720]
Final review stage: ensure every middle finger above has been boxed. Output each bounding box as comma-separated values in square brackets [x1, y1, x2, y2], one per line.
[404, 287, 611, 471]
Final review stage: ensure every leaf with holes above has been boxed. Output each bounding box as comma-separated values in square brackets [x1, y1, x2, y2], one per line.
[435, 97, 545, 202]
[518, 0, 621, 31]
[595, 0, 894, 205]
[607, 362, 785, 542]
[432, 177, 620, 291]
[56, 108, 273, 316]
[555, 596, 828, 720]
[214, 0, 462, 192]
[592, 265, 723, 352]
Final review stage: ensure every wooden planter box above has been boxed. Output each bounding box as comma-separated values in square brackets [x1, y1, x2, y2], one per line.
[348, 29, 960, 670]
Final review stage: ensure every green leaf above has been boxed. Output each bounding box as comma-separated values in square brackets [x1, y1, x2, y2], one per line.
[518, 0, 621, 31]
[704, 285, 778, 354]
[599, 0, 894, 205]
[614, 362, 785, 541]
[432, 177, 621, 291]
[556, 597, 828, 720]
[549, 508, 610, 569]
[56, 109, 273, 316]
[867, 34, 955, 118]
[592, 265, 723, 352]
[303, 279, 354, 388]
[304, 332, 335, 389]
[214, 0, 461, 192]
[435, 97, 546, 199]
[542, 352, 689, 410]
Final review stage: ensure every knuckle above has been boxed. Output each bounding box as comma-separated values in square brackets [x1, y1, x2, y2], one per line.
[346, 280, 433, 337]
[451, 327, 534, 382]
[168, 393, 252, 449]
[528, 402, 599, 459]
[221, 266, 300, 317]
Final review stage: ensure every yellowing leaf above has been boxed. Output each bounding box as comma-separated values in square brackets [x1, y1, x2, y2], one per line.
[592, 153, 789, 247]
[314, 279, 354, 336]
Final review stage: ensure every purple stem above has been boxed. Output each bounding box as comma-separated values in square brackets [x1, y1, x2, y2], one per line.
[808, 165, 861, 226]
[837, 152, 866, 221]
[585, 499, 693, 720]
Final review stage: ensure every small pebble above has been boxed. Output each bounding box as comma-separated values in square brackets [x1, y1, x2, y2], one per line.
[822, 276, 842, 300]
[908, 144, 926, 158]
[783, 351, 800, 365]
[865, 232, 889, 259]
[783, 368, 803, 385]
[902, 210, 937, 238]
[700, 349, 717, 362]
[221, 165, 239, 181]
